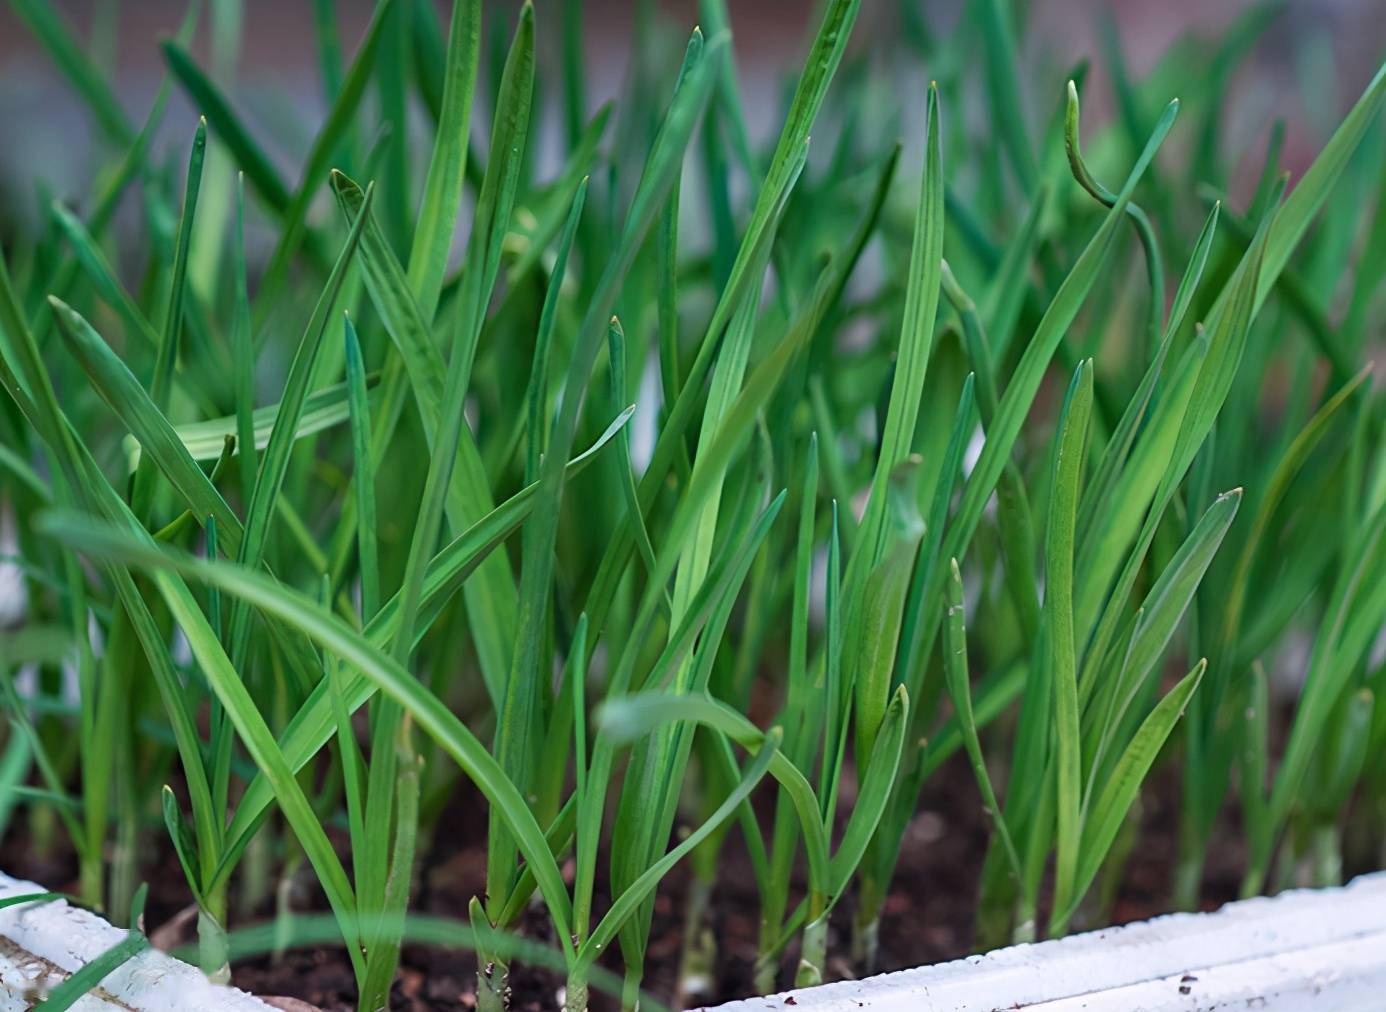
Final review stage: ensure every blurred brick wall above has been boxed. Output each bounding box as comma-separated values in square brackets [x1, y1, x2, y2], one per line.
[0, 0, 1379, 227]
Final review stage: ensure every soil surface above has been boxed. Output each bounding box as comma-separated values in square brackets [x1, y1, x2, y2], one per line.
[1, 746, 1289, 1012]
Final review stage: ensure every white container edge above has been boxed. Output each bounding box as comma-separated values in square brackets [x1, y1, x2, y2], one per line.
[7, 866, 1384, 1010]
[701, 870, 1386, 1011]
[0, 870, 273, 1011]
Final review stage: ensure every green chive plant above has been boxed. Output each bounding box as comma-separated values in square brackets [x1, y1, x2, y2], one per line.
[1, 1, 1383, 1010]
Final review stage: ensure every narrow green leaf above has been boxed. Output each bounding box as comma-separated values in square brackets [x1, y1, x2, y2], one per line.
[854, 83, 942, 574]
[255, 0, 396, 309]
[1048, 360, 1094, 927]
[1062, 660, 1205, 929]
[912, 96, 1180, 708]
[1266, 501, 1386, 855]
[1085, 488, 1242, 788]
[227, 183, 375, 665]
[49, 297, 244, 553]
[41, 514, 577, 964]
[597, 692, 830, 911]
[342, 315, 379, 619]
[944, 560, 1021, 883]
[578, 730, 780, 970]
[49, 201, 160, 351]
[161, 42, 291, 214]
[1255, 63, 1386, 313]
[37, 886, 149, 1012]
[975, 0, 1037, 191]
[161, 786, 203, 903]
[13, 0, 133, 145]
[1218, 368, 1371, 667]
[230, 174, 257, 499]
[150, 118, 206, 411]
[407, 0, 482, 320]
[212, 409, 633, 886]
[850, 463, 924, 769]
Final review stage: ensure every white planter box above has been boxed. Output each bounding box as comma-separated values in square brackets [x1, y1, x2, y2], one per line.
[0, 871, 271, 1011]
[706, 871, 1386, 1012]
[6, 866, 1384, 1010]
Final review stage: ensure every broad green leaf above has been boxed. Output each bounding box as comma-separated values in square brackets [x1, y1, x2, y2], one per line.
[1079, 194, 1274, 704]
[230, 174, 257, 497]
[364, 8, 534, 713]
[162, 785, 203, 903]
[1077, 201, 1221, 550]
[828, 685, 909, 900]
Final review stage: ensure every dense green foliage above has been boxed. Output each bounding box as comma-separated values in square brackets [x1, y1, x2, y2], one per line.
[1, 1, 1383, 1010]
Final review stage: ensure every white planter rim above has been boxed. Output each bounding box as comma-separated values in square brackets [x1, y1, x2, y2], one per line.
[0, 870, 272, 1010]
[703, 870, 1386, 1012]
[7, 867, 1384, 1010]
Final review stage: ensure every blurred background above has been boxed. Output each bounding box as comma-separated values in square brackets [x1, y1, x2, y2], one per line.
[1, 0, 1382, 240]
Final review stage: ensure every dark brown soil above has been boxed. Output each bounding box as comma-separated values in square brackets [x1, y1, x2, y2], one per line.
[0, 748, 1268, 1012]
